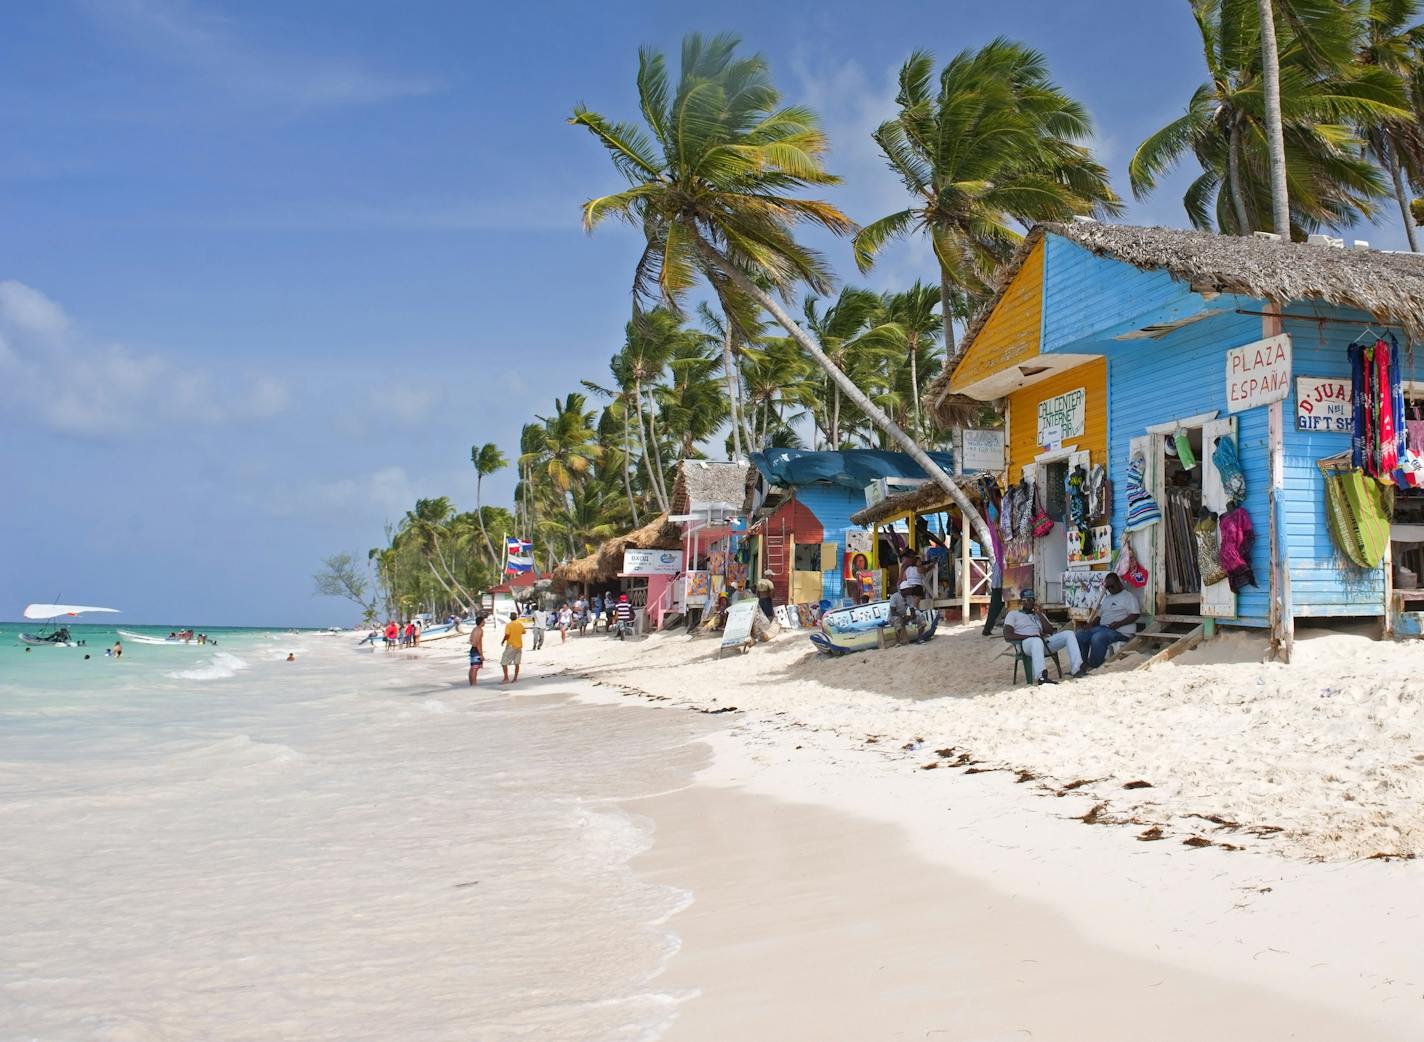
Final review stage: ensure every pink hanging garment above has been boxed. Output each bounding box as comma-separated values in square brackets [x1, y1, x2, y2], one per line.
[1376, 340, 1398, 479]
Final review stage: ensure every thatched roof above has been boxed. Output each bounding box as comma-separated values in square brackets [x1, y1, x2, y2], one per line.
[669, 459, 753, 515]
[850, 480, 985, 528]
[924, 221, 1424, 425]
[551, 513, 683, 585]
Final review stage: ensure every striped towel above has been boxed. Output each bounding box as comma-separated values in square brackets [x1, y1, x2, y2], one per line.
[1124, 455, 1162, 532]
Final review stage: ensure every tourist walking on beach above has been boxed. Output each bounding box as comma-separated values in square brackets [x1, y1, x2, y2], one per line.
[501, 614, 525, 684]
[558, 603, 572, 643]
[591, 594, 604, 631]
[468, 613, 487, 686]
[1003, 589, 1083, 684]
[529, 608, 546, 650]
[1074, 573, 1140, 671]
[384, 620, 398, 651]
[613, 594, 635, 640]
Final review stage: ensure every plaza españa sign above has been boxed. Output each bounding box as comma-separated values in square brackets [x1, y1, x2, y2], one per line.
[1225, 334, 1292, 414]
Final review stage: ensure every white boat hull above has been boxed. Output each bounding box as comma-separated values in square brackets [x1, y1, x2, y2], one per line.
[116, 630, 206, 647]
[20, 633, 73, 647]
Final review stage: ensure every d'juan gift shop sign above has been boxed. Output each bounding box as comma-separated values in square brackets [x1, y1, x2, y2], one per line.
[1225, 334, 1291, 414]
[1295, 375, 1350, 432]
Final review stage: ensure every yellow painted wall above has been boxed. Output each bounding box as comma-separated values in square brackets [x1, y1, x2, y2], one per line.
[950, 239, 1045, 392]
[1007, 358, 1107, 480]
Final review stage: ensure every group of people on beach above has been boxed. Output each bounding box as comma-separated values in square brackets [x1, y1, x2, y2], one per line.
[382, 619, 422, 650]
[1000, 573, 1141, 685]
[168, 630, 213, 644]
[466, 611, 527, 687]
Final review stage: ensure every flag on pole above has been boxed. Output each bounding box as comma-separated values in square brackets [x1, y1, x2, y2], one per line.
[505, 537, 534, 574]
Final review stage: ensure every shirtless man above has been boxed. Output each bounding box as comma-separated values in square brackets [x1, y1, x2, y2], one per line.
[467, 613, 487, 686]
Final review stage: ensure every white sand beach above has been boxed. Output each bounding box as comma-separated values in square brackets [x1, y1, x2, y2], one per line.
[6, 624, 1421, 1040]
[477, 618, 1424, 1039]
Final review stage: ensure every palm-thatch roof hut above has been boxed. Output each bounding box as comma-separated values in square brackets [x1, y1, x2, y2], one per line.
[924, 221, 1424, 427]
[669, 459, 754, 516]
[849, 480, 984, 529]
[551, 513, 684, 586]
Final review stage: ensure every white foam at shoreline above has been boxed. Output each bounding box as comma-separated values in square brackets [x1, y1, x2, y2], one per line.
[165, 651, 249, 681]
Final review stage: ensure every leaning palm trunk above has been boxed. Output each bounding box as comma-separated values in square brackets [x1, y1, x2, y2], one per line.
[693, 234, 1000, 567]
[908, 333, 921, 438]
[1384, 141, 1419, 252]
[429, 535, 478, 613]
[1256, 0, 1291, 238]
[734, 354, 757, 451]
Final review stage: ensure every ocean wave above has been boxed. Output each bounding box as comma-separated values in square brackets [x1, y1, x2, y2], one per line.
[165, 652, 249, 681]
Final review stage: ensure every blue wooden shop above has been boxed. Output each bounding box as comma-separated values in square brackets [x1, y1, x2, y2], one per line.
[928, 222, 1424, 655]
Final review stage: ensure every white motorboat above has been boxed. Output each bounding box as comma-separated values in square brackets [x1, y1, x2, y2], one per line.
[115, 629, 214, 647]
[20, 603, 120, 647]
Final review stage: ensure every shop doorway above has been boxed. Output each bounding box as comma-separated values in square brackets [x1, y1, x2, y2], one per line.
[1024, 448, 1089, 606]
[1129, 415, 1237, 618]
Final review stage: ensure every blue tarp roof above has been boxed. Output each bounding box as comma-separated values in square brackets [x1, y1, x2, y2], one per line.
[749, 448, 955, 491]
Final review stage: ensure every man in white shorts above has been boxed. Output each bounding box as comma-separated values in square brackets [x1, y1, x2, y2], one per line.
[1002, 588, 1083, 684]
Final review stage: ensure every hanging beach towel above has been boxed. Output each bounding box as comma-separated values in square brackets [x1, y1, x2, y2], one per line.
[1193, 516, 1227, 586]
[1087, 464, 1109, 523]
[1212, 435, 1247, 504]
[1322, 468, 1392, 568]
[1124, 454, 1162, 532]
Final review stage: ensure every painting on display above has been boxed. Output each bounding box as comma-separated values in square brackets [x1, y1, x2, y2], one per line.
[775, 604, 797, 629]
[854, 570, 883, 601]
[1066, 524, 1112, 567]
[1061, 570, 1108, 619]
[685, 570, 710, 607]
[708, 550, 728, 578]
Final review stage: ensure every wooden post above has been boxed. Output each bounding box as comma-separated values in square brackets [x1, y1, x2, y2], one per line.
[961, 508, 972, 621]
[1263, 307, 1294, 662]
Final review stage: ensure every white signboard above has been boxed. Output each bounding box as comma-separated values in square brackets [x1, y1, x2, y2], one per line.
[961, 428, 1006, 473]
[1037, 387, 1085, 446]
[1295, 375, 1350, 433]
[721, 599, 759, 649]
[864, 478, 888, 509]
[1226, 334, 1292, 414]
[622, 548, 681, 575]
[844, 529, 873, 556]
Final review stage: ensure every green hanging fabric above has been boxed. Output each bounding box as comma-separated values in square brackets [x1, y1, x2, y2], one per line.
[1322, 467, 1392, 568]
[1174, 430, 1197, 469]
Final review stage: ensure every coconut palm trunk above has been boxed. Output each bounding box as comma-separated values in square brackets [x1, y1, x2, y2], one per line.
[1256, 0, 1290, 237]
[474, 473, 498, 565]
[643, 386, 671, 501]
[1385, 142, 1419, 252]
[1228, 121, 1252, 233]
[939, 276, 958, 361]
[621, 410, 642, 524]
[693, 235, 999, 562]
[631, 377, 669, 512]
[721, 323, 743, 458]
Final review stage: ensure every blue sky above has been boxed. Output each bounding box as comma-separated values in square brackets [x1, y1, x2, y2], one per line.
[2, 0, 1412, 626]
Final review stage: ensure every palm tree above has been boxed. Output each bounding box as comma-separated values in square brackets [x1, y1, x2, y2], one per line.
[658, 332, 730, 457]
[737, 335, 814, 448]
[398, 497, 477, 614]
[1358, 0, 1424, 250]
[470, 442, 506, 565]
[852, 41, 1121, 357]
[572, 33, 1001, 556]
[1258, 0, 1292, 236]
[879, 283, 943, 440]
[801, 287, 898, 448]
[1130, 0, 1406, 235]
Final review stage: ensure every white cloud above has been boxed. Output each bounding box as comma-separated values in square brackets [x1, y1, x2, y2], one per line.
[0, 280, 291, 437]
[261, 464, 470, 522]
[371, 384, 439, 424]
[86, 0, 438, 112]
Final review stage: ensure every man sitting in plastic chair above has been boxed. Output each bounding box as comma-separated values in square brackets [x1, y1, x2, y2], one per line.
[1002, 588, 1084, 686]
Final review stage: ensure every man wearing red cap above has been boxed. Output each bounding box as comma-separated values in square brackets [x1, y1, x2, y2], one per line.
[613, 593, 635, 640]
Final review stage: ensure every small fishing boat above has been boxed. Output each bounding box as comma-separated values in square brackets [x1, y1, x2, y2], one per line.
[20, 603, 120, 647]
[808, 599, 938, 656]
[116, 630, 212, 647]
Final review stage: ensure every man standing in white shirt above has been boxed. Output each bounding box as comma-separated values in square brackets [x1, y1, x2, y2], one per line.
[1002, 588, 1083, 684]
[1075, 573, 1140, 671]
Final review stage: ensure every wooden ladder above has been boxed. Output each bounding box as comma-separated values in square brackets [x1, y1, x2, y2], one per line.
[1116, 613, 1206, 669]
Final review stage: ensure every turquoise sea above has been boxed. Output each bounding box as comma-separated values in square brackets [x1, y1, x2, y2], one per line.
[0, 620, 707, 1039]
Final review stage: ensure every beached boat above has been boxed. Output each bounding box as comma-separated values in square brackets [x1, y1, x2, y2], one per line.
[20, 603, 120, 647]
[808, 599, 938, 656]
